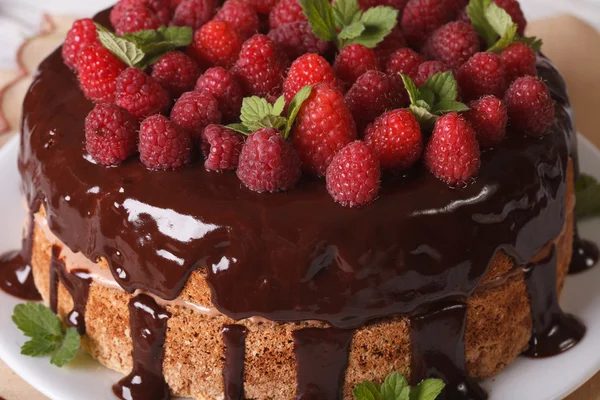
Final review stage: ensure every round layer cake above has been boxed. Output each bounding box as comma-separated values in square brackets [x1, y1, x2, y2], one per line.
[12, 1, 587, 400]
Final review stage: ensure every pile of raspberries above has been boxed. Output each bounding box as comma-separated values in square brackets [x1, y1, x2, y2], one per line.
[63, 0, 556, 208]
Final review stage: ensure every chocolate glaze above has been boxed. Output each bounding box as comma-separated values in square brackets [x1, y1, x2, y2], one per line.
[113, 294, 171, 400]
[523, 246, 585, 357]
[569, 229, 599, 274]
[409, 304, 487, 400]
[49, 245, 92, 335]
[222, 324, 248, 400]
[292, 328, 354, 399]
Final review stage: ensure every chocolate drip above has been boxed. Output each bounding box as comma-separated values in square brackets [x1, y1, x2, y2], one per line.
[292, 328, 353, 400]
[222, 324, 248, 400]
[49, 245, 92, 334]
[569, 228, 599, 274]
[409, 304, 487, 400]
[523, 246, 585, 357]
[113, 294, 171, 400]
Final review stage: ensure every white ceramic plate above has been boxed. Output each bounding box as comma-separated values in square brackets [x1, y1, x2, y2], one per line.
[0, 134, 599, 400]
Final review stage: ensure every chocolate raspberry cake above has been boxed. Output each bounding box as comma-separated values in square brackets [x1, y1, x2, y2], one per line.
[1, 0, 599, 399]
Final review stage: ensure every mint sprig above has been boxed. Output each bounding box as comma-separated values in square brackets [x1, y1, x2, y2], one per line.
[353, 371, 445, 400]
[300, 0, 399, 49]
[95, 24, 193, 69]
[400, 72, 470, 130]
[12, 302, 81, 367]
[576, 173, 600, 220]
[467, 0, 542, 53]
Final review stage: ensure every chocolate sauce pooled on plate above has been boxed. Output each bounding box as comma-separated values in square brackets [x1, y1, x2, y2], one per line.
[113, 294, 171, 400]
[292, 328, 354, 400]
[523, 246, 586, 357]
[49, 245, 92, 335]
[222, 324, 248, 400]
[570, 229, 600, 274]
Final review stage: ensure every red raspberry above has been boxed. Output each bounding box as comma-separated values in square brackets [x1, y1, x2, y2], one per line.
[464, 95, 507, 148]
[241, 0, 279, 14]
[110, 0, 170, 27]
[385, 47, 422, 80]
[214, 0, 259, 39]
[424, 112, 480, 186]
[334, 44, 379, 86]
[364, 108, 423, 171]
[202, 124, 245, 170]
[504, 76, 555, 137]
[190, 21, 243, 68]
[62, 18, 98, 70]
[77, 43, 126, 103]
[442, 0, 469, 18]
[85, 103, 138, 166]
[115, 68, 171, 120]
[195, 67, 243, 123]
[151, 52, 200, 97]
[170, 0, 184, 12]
[284, 54, 340, 103]
[237, 128, 301, 192]
[268, 21, 330, 61]
[494, 0, 527, 35]
[326, 141, 381, 208]
[292, 84, 357, 176]
[345, 71, 407, 134]
[139, 114, 192, 170]
[423, 21, 480, 69]
[269, 0, 305, 29]
[170, 91, 222, 140]
[456, 52, 507, 101]
[358, 0, 409, 11]
[172, 0, 216, 29]
[414, 61, 449, 87]
[401, 0, 453, 49]
[374, 27, 406, 66]
[500, 42, 538, 82]
[233, 34, 288, 98]
[114, 4, 161, 35]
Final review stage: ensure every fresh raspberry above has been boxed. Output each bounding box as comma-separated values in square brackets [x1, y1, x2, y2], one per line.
[424, 112, 480, 186]
[504, 76, 555, 137]
[358, 0, 409, 11]
[284, 54, 339, 103]
[499, 42, 538, 82]
[114, 4, 162, 35]
[269, 0, 305, 29]
[385, 47, 422, 80]
[364, 108, 423, 171]
[170, 91, 222, 140]
[195, 67, 243, 123]
[110, 0, 170, 27]
[326, 141, 381, 208]
[374, 27, 406, 66]
[170, 0, 184, 12]
[292, 84, 357, 176]
[237, 128, 301, 192]
[423, 21, 480, 69]
[202, 124, 245, 170]
[456, 52, 507, 101]
[494, 0, 527, 35]
[77, 43, 126, 103]
[233, 34, 288, 98]
[241, 0, 279, 14]
[442, 0, 468, 18]
[115, 68, 171, 120]
[400, 0, 453, 49]
[345, 71, 407, 134]
[139, 114, 192, 170]
[414, 61, 449, 86]
[62, 18, 98, 70]
[464, 95, 507, 148]
[214, 0, 259, 39]
[85, 103, 138, 166]
[334, 44, 379, 86]
[151, 52, 200, 97]
[268, 21, 330, 61]
[172, 0, 216, 29]
[189, 21, 243, 68]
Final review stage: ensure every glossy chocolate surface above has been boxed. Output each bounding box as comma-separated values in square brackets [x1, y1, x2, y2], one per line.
[222, 324, 248, 400]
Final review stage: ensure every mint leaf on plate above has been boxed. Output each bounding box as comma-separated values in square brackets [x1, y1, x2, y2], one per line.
[576, 173, 600, 220]
[353, 371, 445, 400]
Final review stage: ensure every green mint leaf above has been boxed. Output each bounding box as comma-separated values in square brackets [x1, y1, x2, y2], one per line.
[349, 6, 398, 48]
[380, 372, 411, 400]
[433, 100, 470, 114]
[487, 22, 517, 53]
[272, 96, 286, 117]
[285, 85, 313, 138]
[467, 0, 497, 47]
[12, 302, 62, 339]
[21, 336, 59, 357]
[485, 2, 515, 38]
[251, 115, 287, 132]
[423, 72, 458, 103]
[516, 35, 543, 52]
[95, 23, 145, 68]
[409, 379, 445, 400]
[227, 123, 252, 135]
[157, 25, 193, 45]
[418, 89, 435, 109]
[339, 21, 366, 41]
[353, 381, 382, 400]
[332, 0, 362, 29]
[575, 173, 600, 220]
[400, 74, 422, 106]
[410, 105, 437, 130]
[50, 327, 80, 368]
[240, 96, 275, 126]
[124, 26, 193, 68]
[300, 0, 337, 42]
